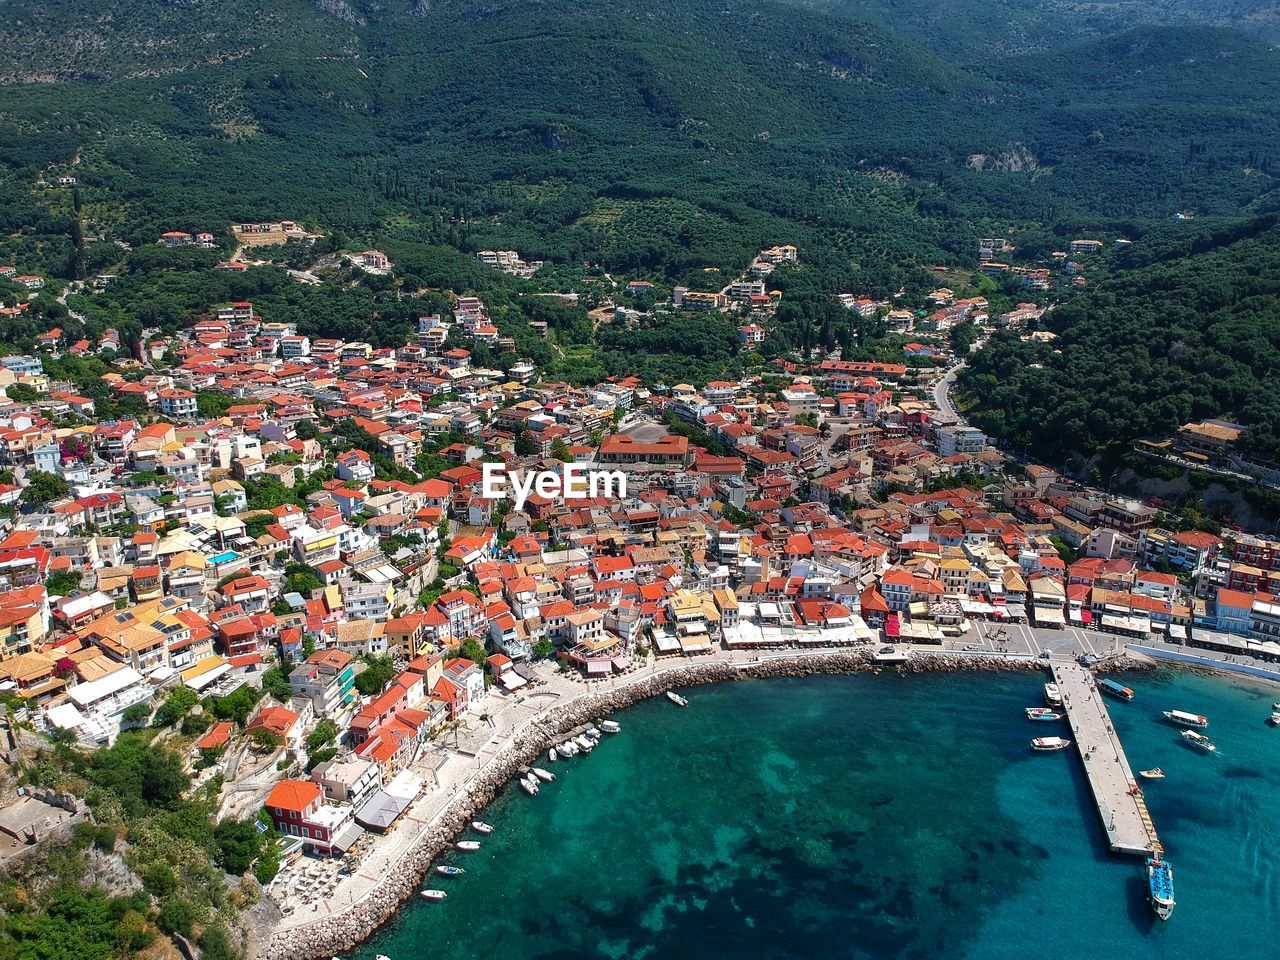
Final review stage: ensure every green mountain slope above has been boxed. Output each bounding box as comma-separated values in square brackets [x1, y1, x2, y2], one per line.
[1, 0, 1278, 283]
[959, 213, 1280, 462]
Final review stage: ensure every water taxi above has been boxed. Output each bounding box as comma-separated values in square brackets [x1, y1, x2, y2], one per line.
[1043, 683, 1062, 708]
[1025, 707, 1062, 722]
[420, 889, 447, 902]
[1099, 678, 1135, 702]
[436, 865, 465, 877]
[1163, 709, 1208, 729]
[470, 821, 493, 835]
[1146, 856, 1175, 920]
[1031, 736, 1072, 752]
[456, 840, 481, 852]
[667, 690, 689, 707]
[531, 767, 555, 783]
[1139, 768, 1165, 780]
[1180, 729, 1216, 752]
[601, 720, 621, 734]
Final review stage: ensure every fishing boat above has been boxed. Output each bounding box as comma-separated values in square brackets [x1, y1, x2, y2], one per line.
[1025, 707, 1062, 722]
[601, 720, 621, 734]
[1181, 729, 1216, 752]
[520, 775, 539, 796]
[1146, 856, 1176, 920]
[667, 690, 689, 707]
[1031, 736, 1072, 752]
[419, 889, 447, 902]
[1099, 678, 1135, 702]
[456, 840, 481, 852]
[548, 747, 559, 762]
[1043, 683, 1062, 708]
[436, 865, 465, 877]
[531, 767, 555, 783]
[1139, 768, 1165, 780]
[1163, 709, 1209, 729]
[470, 821, 493, 835]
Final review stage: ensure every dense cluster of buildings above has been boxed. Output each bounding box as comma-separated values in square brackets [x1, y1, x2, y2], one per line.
[0, 244, 1266, 860]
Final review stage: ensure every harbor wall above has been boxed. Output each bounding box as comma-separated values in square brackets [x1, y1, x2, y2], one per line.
[1127, 644, 1280, 685]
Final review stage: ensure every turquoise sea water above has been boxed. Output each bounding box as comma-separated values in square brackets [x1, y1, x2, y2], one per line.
[352, 668, 1280, 960]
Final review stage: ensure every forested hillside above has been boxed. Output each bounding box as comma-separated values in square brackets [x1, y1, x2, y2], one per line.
[958, 214, 1280, 463]
[2, 0, 1279, 283]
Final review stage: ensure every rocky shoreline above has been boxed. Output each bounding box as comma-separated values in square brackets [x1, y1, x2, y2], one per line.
[255, 648, 1153, 960]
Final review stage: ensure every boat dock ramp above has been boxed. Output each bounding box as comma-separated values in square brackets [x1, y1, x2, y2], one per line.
[1051, 662, 1162, 857]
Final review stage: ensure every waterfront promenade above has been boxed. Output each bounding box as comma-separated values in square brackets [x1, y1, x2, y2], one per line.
[1051, 662, 1161, 857]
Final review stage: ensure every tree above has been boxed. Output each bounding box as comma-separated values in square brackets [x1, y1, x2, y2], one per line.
[306, 719, 338, 752]
[260, 665, 293, 703]
[45, 570, 82, 596]
[459, 637, 488, 665]
[532, 637, 555, 659]
[249, 727, 283, 752]
[200, 924, 239, 960]
[353, 655, 396, 696]
[213, 817, 264, 875]
[20, 470, 70, 507]
[121, 702, 152, 727]
[157, 898, 196, 938]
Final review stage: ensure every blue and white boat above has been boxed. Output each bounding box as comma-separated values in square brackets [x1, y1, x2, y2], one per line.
[436, 865, 465, 877]
[1099, 678, 1135, 702]
[1025, 707, 1062, 722]
[1147, 856, 1175, 920]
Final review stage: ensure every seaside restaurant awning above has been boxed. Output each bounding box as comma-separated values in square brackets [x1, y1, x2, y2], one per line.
[1166, 624, 1188, 642]
[500, 671, 528, 691]
[678, 632, 713, 654]
[585, 659, 613, 677]
[355, 789, 414, 832]
[331, 821, 364, 852]
[653, 631, 682, 654]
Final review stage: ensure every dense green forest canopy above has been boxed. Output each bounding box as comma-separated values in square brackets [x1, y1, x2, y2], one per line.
[958, 214, 1280, 463]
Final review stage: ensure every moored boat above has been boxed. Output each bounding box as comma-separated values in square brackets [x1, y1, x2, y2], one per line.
[1139, 768, 1165, 780]
[436, 865, 465, 876]
[1147, 856, 1175, 920]
[1163, 709, 1209, 729]
[1181, 729, 1216, 752]
[531, 767, 555, 782]
[548, 747, 558, 762]
[1043, 683, 1062, 708]
[1031, 736, 1071, 752]
[558, 740, 579, 758]
[575, 734, 594, 752]
[470, 821, 493, 835]
[419, 889, 447, 902]
[585, 725, 601, 739]
[667, 690, 689, 707]
[456, 840, 481, 852]
[1099, 678, 1135, 702]
[1025, 707, 1062, 722]
[520, 775, 539, 796]
[1269, 712, 1280, 726]
[601, 720, 621, 734]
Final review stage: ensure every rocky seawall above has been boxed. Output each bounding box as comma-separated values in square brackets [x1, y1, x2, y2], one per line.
[255, 649, 1153, 960]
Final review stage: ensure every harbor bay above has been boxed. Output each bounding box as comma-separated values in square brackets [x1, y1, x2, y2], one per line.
[353, 668, 1280, 960]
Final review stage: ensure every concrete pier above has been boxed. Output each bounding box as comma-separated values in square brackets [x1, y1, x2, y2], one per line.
[1051, 662, 1161, 857]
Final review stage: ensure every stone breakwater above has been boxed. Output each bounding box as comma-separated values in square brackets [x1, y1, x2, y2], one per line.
[255, 648, 1152, 960]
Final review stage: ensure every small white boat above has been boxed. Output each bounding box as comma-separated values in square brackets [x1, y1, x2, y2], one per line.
[436, 865, 465, 876]
[548, 747, 559, 762]
[1043, 683, 1062, 708]
[667, 690, 689, 707]
[585, 725, 601, 739]
[531, 767, 555, 783]
[1163, 709, 1208, 729]
[1181, 730, 1216, 752]
[470, 821, 493, 835]
[601, 720, 621, 734]
[1139, 768, 1165, 780]
[1273, 702, 1280, 711]
[456, 840, 481, 852]
[1269, 713, 1280, 726]
[520, 775, 539, 796]
[419, 889, 447, 901]
[1031, 736, 1071, 752]
[575, 735, 595, 752]
[558, 740, 579, 758]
